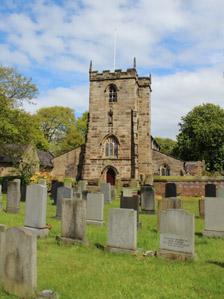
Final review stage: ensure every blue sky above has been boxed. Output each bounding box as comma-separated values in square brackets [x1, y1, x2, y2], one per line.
[0, 0, 223, 139]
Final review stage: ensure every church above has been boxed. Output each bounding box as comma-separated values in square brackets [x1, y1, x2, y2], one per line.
[52, 62, 203, 185]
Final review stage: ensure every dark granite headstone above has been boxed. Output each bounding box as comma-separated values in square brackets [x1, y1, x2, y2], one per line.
[140, 185, 155, 213]
[120, 195, 140, 226]
[205, 184, 216, 197]
[51, 180, 63, 205]
[165, 183, 177, 198]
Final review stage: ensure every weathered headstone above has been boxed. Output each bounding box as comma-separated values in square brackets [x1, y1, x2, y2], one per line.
[203, 197, 224, 237]
[2, 227, 37, 298]
[86, 193, 104, 225]
[78, 180, 87, 192]
[122, 188, 135, 197]
[120, 195, 140, 227]
[217, 186, 224, 198]
[140, 185, 155, 214]
[0, 224, 6, 279]
[157, 197, 182, 231]
[198, 199, 205, 218]
[39, 178, 47, 186]
[56, 186, 73, 218]
[74, 192, 82, 200]
[165, 183, 177, 198]
[205, 183, 216, 197]
[57, 198, 86, 245]
[82, 190, 88, 200]
[111, 186, 116, 200]
[0, 185, 2, 209]
[159, 209, 195, 260]
[6, 179, 21, 213]
[107, 208, 137, 253]
[100, 183, 111, 203]
[51, 180, 63, 205]
[24, 184, 49, 238]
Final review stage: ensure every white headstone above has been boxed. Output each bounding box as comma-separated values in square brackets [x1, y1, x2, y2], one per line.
[203, 197, 224, 237]
[107, 208, 137, 253]
[159, 209, 195, 260]
[86, 193, 104, 225]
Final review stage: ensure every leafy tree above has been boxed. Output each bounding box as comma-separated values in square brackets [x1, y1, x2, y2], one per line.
[0, 65, 38, 106]
[154, 137, 177, 156]
[175, 103, 224, 172]
[0, 94, 48, 149]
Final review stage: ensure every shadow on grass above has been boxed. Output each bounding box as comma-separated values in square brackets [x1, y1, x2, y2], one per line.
[207, 260, 224, 268]
[195, 232, 203, 238]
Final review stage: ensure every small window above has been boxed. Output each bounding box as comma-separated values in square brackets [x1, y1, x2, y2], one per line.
[109, 85, 117, 102]
[160, 164, 170, 176]
[104, 136, 118, 158]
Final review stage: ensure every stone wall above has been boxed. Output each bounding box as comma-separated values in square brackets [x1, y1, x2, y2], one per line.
[51, 147, 83, 180]
[154, 177, 224, 197]
[152, 150, 184, 176]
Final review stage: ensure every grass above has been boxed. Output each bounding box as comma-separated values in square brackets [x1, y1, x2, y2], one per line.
[0, 195, 224, 299]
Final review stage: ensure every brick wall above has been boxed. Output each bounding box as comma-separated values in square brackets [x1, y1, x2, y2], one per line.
[154, 177, 224, 197]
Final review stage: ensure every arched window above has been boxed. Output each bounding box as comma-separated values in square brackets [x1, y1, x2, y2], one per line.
[104, 136, 118, 158]
[159, 164, 170, 176]
[109, 85, 117, 102]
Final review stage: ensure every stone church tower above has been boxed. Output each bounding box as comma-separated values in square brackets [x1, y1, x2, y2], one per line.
[82, 61, 152, 186]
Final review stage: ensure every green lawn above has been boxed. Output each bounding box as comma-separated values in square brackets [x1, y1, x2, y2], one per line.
[0, 195, 224, 299]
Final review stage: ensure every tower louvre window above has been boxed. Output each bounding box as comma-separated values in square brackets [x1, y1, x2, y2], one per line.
[109, 85, 117, 102]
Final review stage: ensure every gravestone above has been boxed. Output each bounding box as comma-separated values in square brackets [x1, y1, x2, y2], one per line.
[159, 209, 195, 260]
[78, 180, 87, 192]
[82, 190, 88, 200]
[217, 186, 224, 198]
[107, 208, 137, 253]
[100, 183, 111, 203]
[140, 185, 155, 214]
[120, 195, 140, 227]
[24, 184, 49, 238]
[203, 197, 224, 237]
[122, 188, 135, 197]
[165, 183, 177, 198]
[2, 227, 37, 298]
[74, 192, 82, 200]
[86, 193, 104, 225]
[157, 197, 182, 231]
[205, 183, 216, 197]
[6, 179, 21, 213]
[56, 186, 73, 218]
[51, 180, 63, 205]
[0, 185, 2, 209]
[57, 198, 86, 245]
[198, 199, 205, 218]
[39, 179, 47, 186]
[0, 224, 7, 279]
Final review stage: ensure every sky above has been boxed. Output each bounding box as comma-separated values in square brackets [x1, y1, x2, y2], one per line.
[0, 0, 223, 139]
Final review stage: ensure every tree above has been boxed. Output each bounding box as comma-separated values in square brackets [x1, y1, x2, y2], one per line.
[0, 93, 48, 149]
[0, 65, 38, 106]
[154, 137, 177, 156]
[175, 103, 224, 172]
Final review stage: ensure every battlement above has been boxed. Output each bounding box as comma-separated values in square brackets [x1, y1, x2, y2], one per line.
[90, 67, 151, 87]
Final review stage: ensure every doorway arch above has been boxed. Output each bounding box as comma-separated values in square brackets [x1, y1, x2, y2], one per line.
[106, 167, 116, 185]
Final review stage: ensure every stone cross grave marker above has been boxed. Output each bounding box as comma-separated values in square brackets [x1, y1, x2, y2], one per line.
[24, 184, 49, 238]
[56, 186, 73, 218]
[205, 183, 216, 197]
[86, 193, 104, 225]
[100, 183, 111, 203]
[57, 198, 87, 245]
[203, 197, 224, 237]
[140, 185, 155, 214]
[107, 208, 137, 253]
[2, 227, 37, 298]
[165, 183, 177, 198]
[6, 179, 21, 213]
[159, 209, 195, 260]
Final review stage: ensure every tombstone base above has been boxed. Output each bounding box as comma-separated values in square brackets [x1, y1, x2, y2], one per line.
[24, 227, 49, 238]
[106, 246, 137, 254]
[86, 220, 104, 226]
[6, 208, 19, 214]
[203, 230, 224, 238]
[158, 249, 194, 261]
[56, 236, 87, 246]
